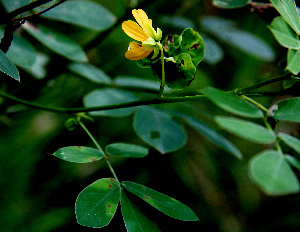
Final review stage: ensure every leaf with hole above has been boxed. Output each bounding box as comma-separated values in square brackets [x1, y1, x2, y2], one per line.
[106, 143, 148, 158]
[215, 117, 276, 144]
[75, 178, 120, 228]
[121, 190, 161, 232]
[53, 146, 104, 163]
[133, 106, 187, 154]
[249, 150, 300, 195]
[122, 181, 198, 221]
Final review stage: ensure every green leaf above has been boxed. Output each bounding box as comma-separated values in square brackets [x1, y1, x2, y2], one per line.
[202, 87, 264, 118]
[0, 30, 37, 69]
[75, 178, 120, 228]
[0, 49, 20, 81]
[286, 48, 300, 75]
[270, 0, 300, 35]
[23, 23, 88, 62]
[2, 0, 31, 12]
[122, 181, 198, 221]
[183, 116, 242, 159]
[151, 54, 196, 89]
[133, 106, 187, 154]
[41, 1, 116, 31]
[180, 28, 205, 66]
[285, 155, 300, 171]
[269, 16, 300, 49]
[68, 63, 112, 84]
[106, 143, 149, 158]
[114, 76, 161, 91]
[212, 0, 250, 9]
[53, 146, 104, 163]
[215, 117, 276, 144]
[279, 133, 300, 154]
[121, 190, 161, 232]
[202, 36, 224, 64]
[84, 88, 138, 117]
[273, 97, 300, 122]
[201, 17, 275, 61]
[249, 150, 300, 195]
[23, 52, 49, 79]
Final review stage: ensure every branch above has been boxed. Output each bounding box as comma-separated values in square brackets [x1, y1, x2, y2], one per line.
[0, 90, 205, 114]
[0, 0, 55, 24]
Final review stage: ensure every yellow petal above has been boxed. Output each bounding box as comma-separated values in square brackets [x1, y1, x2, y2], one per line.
[132, 9, 156, 39]
[125, 42, 153, 60]
[132, 9, 152, 27]
[122, 21, 148, 42]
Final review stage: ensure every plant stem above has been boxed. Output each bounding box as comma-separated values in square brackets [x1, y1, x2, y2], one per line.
[78, 120, 120, 183]
[156, 43, 165, 98]
[241, 95, 268, 113]
[0, 0, 56, 24]
[0, 72, 295, 114]
[0, 90, 205, 114]
[234, 73, 293, 95]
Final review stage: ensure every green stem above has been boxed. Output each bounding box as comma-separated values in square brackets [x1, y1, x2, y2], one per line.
[0, 72, 295, 114]
[241, 95, 268, 113]
[0, 0, 57, 24]
[0, 90, 205, 114]
[156, 43, 165, 98]
[78, 120, 120, 183]
[234, 73, 293, 95]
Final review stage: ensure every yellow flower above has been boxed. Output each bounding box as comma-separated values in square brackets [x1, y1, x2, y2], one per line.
[122, 9, 162, 60]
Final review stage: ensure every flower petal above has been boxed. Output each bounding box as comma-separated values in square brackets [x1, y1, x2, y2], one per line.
[125, 42, 153, 60]
[122, 21, 148, 42]
[132, 9, 156, 39]
[132, 9, 152, 27]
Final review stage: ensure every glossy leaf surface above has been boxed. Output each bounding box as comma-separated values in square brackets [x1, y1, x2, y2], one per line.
[0, 49, 20, 81]
[122, 181, 198, 221]
[106, 143, 149, 158]
[279, 133, 300, 154]
[84, 88, 138, 117]
[75, 178, 120, 228]
[273, 97, 300, 122]
[269, 16, 300, 49]
[216, 117, 276, 144]
[121, 190, 161, 232]
[184, 116, 242, 159]
[202, 87, 264, 118]
[133, 106, 187, 153]
[212, 0, 250, 8]
[68, 63, 112, 84]
[270, 0, 300, 35]
[0, 30, 37, 69]
[53, 146, 104, 163]
[286, 48, 300, 74]
[41, 1, 116, 31]
[23, 23, 88, 62]
[249, 150, 300, 195]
